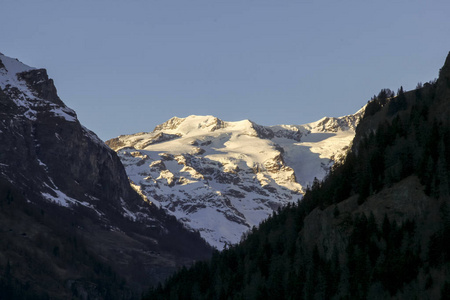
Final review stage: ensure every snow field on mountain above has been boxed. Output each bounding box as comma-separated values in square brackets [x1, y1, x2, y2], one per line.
[111, 113, 362, 249]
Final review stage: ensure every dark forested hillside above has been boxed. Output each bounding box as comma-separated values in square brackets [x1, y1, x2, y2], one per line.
[0, 179, 130, 299]
[145, 52, 450, 300]
[0, 176, 213, 299]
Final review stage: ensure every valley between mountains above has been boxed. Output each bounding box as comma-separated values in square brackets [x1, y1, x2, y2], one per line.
[0, 50, 361, 297]
[4, 49, 449, 299]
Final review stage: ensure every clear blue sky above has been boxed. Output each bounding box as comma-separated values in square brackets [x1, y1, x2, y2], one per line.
[2, 0, 450, 140]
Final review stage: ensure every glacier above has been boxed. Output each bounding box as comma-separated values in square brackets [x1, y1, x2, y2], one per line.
[108, 112, 364, 249]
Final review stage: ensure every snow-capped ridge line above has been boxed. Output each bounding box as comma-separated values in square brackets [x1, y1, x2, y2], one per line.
[0, 53, 36, 78]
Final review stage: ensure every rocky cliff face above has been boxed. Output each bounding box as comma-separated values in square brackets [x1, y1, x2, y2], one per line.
[107, 110, 364, 249]
[0, 53, 134, 212]
[0, 52, 212, 298]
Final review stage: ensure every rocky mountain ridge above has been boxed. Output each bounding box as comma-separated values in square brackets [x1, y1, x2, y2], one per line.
[107, 109, 364, 249]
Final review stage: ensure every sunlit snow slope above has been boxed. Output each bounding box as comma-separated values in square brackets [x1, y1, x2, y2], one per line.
[107, 112, 363, 249]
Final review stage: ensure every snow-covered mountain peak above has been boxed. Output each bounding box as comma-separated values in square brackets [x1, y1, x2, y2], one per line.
[150, 115, 281, 139]
[108, 110, 363, 249]
[153, 116, 186, 131]
[153, 115, 227, 135]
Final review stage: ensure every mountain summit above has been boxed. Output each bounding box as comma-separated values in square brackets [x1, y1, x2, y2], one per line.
[107, 111, 364, 249]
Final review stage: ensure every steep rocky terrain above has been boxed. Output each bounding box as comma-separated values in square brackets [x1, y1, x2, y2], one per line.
[107, 111, 363, 249]
[0, 52, 212, 299]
